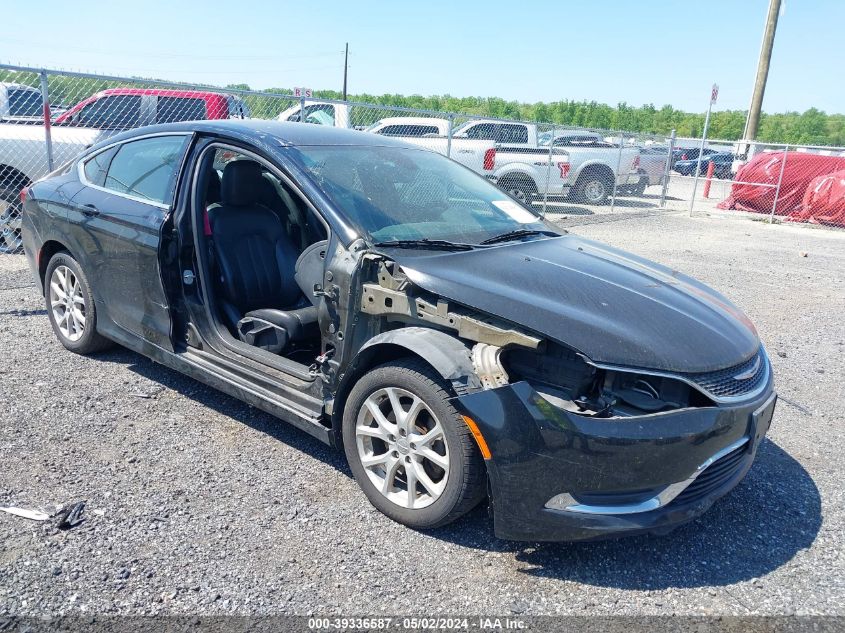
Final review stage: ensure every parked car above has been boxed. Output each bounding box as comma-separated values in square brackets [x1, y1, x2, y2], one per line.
[0, 83, 44, 124]
[539, 133, 641, 204]
[458, 124, 642, 204]
[365, 117, 450, 137]
[623, 146, 670, 194]
[278, 101, 495, 176]
[277, 100, 351, 127]
[0, 88, 250, 252]
[671, 146, 718, 168]
[674, 152, 735, 178]
[21, 120, 776, 542]
[53, 88, 250, 128]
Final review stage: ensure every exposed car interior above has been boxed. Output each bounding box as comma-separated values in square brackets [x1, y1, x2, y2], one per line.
[194, 147, 328, 365]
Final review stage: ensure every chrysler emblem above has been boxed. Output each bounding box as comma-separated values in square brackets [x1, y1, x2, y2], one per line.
[733, 356, 761, 381]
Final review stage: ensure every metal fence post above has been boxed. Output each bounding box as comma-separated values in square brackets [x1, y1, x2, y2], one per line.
[660, 129, 676, 208]
[689, 95, 714, 216]
[769, 144, 789, 222]
[542, 124, 554, 216]
[38, 70, 54, 172]
[610, 132, 625, 212]
[446, 114, 454, 159]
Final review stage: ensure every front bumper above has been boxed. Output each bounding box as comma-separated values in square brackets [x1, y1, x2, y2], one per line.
[455, 380, 776, 542]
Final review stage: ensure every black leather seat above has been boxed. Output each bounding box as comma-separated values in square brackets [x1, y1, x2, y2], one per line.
[207, 160, 317, 352]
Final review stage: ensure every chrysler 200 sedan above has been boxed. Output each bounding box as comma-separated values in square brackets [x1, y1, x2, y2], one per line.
[21, 121, 776, 541]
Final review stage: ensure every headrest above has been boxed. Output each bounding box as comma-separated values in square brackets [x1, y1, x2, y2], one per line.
[221, 160, 263, 207]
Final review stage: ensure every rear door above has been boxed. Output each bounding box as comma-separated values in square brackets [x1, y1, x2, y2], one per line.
[69, 133, 191, 348]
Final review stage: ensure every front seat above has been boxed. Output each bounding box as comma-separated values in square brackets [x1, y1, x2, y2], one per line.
[207, 160, 317, 353]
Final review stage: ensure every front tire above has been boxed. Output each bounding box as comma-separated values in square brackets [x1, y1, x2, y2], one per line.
[343, 359, 486, 530]
[44, 252, 113, 354]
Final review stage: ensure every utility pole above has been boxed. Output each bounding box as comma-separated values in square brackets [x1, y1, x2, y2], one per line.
[342, 42, 348, 100]
[743, 0, 781, 140]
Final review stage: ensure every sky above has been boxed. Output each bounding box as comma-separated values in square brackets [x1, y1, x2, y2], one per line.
[2, 0, 842, 115]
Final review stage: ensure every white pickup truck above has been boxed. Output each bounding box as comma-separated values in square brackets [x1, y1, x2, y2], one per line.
[277, 102, 496, 177]
[0, 123, 101, 251]
[455, 120, 641, 204]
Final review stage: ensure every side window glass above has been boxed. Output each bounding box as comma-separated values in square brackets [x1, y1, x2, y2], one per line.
[77, 95, 142, 129]
[82, 146, 119, 187]
[103, 136, 188, 204]
[499, 125, 528, 144]
[157, 97, 206, 123]
[8, 88, 43, 117]
[465, 123, 497, 140]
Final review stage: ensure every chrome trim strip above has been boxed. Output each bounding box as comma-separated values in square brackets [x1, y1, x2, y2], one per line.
[545, 436, 750, 515]
[76, 131, 192, 210]
[587, 347, 770, 405]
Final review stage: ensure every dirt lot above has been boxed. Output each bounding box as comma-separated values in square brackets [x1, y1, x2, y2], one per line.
[0, 211, 843, 616]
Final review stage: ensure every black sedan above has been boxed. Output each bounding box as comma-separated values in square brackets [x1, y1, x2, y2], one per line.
[20, 121, 776, 541]
[674, 152, 736, 178]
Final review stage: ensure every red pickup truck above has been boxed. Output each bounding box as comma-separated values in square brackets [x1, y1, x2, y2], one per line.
[53, 88, 250, 129]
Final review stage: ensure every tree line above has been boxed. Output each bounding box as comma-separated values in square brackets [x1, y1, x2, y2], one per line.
[2, 69, 841, 146]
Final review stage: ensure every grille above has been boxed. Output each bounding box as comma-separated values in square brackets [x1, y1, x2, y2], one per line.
[686, 349, 768, 400]
[673, 443, 749, 505]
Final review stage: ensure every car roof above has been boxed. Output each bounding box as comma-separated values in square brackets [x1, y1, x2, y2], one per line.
[97, 88, 229, 99]
[86, 119, 418, 154]
[375, 117, 448, 126]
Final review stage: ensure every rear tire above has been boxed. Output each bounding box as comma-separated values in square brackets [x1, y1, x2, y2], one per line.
[44, 252, 113, 355]
[343, 359, 486, 530]
[573, 170, 613, 205]
[0, 186, 23, 254]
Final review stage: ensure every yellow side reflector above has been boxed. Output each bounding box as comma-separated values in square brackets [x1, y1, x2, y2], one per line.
[462, 415, 492, 460]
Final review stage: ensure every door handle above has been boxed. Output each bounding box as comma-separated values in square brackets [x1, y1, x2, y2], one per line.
[80, 204, 99, 217]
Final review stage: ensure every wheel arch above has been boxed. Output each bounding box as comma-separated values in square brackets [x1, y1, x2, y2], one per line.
[573, 162, 615, 188]
[37, 239, 73, 295]
[330, 327, 481, 445]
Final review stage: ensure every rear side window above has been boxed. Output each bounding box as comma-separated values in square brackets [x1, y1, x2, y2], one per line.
[157, 96, 205, 123]
[8, 87, 43, 117]
[377, 124, 439, 137]
[498, 124, 528, 144]
[102, 136, 188, 204]
[464, 123, 497, 140]
[82, 146, 119, 187]
[77, 95, 142, 129]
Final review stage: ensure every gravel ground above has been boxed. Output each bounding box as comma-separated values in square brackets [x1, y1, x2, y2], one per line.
[0, 211, 843, 617]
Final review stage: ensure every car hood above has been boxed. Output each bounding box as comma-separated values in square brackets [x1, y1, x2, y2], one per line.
[389, 235, 759, 373]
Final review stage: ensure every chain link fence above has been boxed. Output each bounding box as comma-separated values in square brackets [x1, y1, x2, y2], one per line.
[2, 64, 844, 252]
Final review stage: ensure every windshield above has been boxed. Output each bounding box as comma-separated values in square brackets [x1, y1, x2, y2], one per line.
[289, 145, 553, 244]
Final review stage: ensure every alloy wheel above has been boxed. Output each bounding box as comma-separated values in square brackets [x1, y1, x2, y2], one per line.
[355, 387, 449, 510]
[0, 199, 23, 253]
[583, 180, 606, 203]
[49, 265, 86, 341]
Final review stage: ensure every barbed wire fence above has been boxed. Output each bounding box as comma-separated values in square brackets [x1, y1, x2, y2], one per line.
[2, 63, 844, 253]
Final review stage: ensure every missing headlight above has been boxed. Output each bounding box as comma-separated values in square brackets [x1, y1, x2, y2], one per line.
[502, 344, 713, 417]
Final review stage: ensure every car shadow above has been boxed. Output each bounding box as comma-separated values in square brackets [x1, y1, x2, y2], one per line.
[428, 437, 821, 589]
[95, 347, 820, 589]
